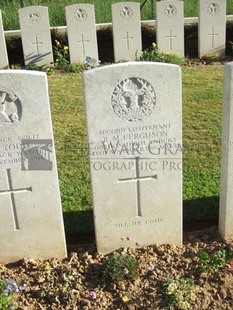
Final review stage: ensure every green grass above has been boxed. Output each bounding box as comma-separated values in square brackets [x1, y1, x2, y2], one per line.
[46, 65, 224, 234]
[1, 0, 233, 30]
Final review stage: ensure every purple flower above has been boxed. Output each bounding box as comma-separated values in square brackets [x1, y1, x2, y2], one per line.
[126, 236, 132, 241]
[89, 290, 97, 300]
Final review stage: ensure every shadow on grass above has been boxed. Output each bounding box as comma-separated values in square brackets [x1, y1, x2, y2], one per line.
[183, 196, 219, 231]
[63, 196, 219, 243]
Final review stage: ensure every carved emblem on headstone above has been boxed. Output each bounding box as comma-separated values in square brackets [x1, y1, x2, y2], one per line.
[111, 77, 156, 122]
[0, 88, 21, 127]
[164, 5, 177, 16]
[74, 8, 88, 21]
[208, 3, 219, 15]
[28, 12, 40, 22]
[120, 6, 133, 19]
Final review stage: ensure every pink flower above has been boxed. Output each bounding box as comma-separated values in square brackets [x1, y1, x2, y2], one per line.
[126, 236, 132, 241]
[89, 291, 97, 300]
[229, 260, 233, 269]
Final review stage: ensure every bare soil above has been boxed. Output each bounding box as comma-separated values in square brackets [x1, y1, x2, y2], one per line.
[1, 226, 233, 309]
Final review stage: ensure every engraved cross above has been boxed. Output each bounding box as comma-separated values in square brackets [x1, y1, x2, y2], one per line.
[0, 169, 32, 230]
[122, 32, 133, 49]
[31, 36, 43, 55]
[208, 27, 219, 48]
[165, 29, 177, 50]
[118, 157, 157, 217]
[77, 33, 89, 55]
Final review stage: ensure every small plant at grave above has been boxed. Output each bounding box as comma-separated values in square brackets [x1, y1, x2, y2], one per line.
[138, 42, 185, 65]
[25, 63, 54, 75]
[101, 253, 139, 287]
[53, 39, 70, 69]
[197, 249, 233, 274]
[0, 278, 26, 309]
[163, 277, 201, 310]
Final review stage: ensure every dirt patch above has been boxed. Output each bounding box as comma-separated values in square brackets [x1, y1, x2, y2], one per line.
[1, 226, 233, 309]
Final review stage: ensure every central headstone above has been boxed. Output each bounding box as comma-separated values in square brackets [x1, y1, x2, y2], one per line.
[156, 0, 184, 57]
[112, 2, 142, 62]
[83, 62, 182, 254]
[0, 70, 67, 262]
[65, 4, 99, 64]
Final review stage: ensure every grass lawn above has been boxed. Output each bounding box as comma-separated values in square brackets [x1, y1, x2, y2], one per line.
[47, 64, 224, 235]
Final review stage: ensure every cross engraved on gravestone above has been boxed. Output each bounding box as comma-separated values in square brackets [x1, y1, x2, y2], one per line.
[74, 8, 88, 21]
[120, 6, 133, 19]
[208, 3, 219, 15]
[28, 12, 40, 22]
[77, 34, 89, 55]
[111, 77, 156, 122]
[0, 89, 21, 125]
[118, 157, 157, 217]
[31, 36, 43, 55]
[122, 32, 133, 49]
[165, 29, 177, 50]
[0, 169, 32, 230]
[208, 27, 219, 48]
[164, 5, 177, 16]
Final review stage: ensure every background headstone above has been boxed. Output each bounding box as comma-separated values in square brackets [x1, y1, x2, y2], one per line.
[198, 0, 226, 58]
[65, 4, 99, 65]
[156, 0, 184, 57]
[19, 6, 54, 66]
[84, 62, 182, 254]
[112, 2, 142, 62]
[219, 62, 233, 240]
[0, 70, 67, 262]
[0, 10, 9, 69]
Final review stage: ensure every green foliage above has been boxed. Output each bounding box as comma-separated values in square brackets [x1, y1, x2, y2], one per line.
[139, 43, 185, 65]
[0, 278, 26, 309]
[53, 39, 70, 69]
[163, 277, 201, 310]
[101, 254, 139, 287]
[198, 249, 233, 274]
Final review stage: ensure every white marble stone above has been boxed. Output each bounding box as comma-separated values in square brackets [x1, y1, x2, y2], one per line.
[19, 6, 54, 66]
[156, 0, 184, 57]
[0, 70, 67, 262]
[112, 2, 142, 62]
[219, 62, 233, 240]
[0, 10, 9, 69]
[83, 62, 183, 254]
[65, 4, 99, 65]
[198, 0, 226, 58]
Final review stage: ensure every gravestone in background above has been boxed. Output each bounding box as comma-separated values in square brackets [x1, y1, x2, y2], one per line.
[219, 62, 233, 240]
[198, 0, 226, 58]
[66, 4, 99, 65]
[19, 6, 54, 66]
[156, 0, 184, 57]
[0, 70, 67, 262]
[0, 10, 9, 69]
[112, 2, 142, 62]
[83, 62, 183, 254]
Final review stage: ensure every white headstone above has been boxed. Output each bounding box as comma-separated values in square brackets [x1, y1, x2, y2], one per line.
[219, 62, 233, 240]
[19, 6, 54, 66]
[65, 4, 99, 65]
[198, 0, 226, 58]
[156, 0, 184, 57]
[83, 62, 182, 254]
[0, 10, 9, 69]
[112, 2, 142, 62]
[0, 70, 67, 262]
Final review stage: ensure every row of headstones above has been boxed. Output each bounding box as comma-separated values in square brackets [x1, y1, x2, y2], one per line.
[0, 60, 233, 262]
[0, 0, 228, 69]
